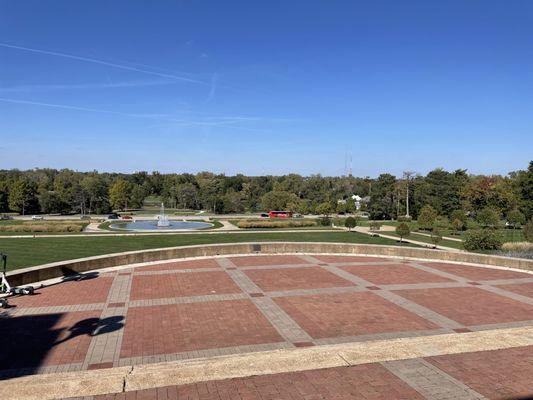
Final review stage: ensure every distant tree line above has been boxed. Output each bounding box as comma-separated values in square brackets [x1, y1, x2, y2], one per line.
[0, 161, 532, 222]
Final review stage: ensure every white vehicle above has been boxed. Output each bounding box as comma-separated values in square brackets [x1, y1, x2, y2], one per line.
[31, 215, 44, 220]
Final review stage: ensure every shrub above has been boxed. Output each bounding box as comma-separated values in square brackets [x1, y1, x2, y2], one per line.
[463, 229, 503, 251]
[236, 219, 316, 229]
[524, 220, 533, 242]
[430, 228, 443, 248]
[502, 242, 533, 252]
[345, 216, 357, 231]
[450, 210, 467, 228]
[369, 221, 381, 231]
[476, 207, 500, 228]
[507, 209, 526, 229]
[319, 216, 332, 226]
[434, 216, 449, 229]
[451, 218, 465, 234]
[396, 223, 410, 242]
[397, 215, 412, 222]
[316, 202, 333, 216]
[417, 205, 438, 230]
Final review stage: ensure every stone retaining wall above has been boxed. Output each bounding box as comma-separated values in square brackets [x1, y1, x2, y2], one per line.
[8, 242, 533, 286]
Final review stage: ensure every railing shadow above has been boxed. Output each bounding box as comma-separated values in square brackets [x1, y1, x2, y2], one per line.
[0, 314, 124, 379]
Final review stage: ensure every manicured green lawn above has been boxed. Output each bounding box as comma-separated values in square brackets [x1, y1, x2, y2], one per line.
[0, 231, 413, 271]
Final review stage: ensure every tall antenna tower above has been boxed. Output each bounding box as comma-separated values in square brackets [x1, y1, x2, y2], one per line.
[349, 152, 353, 176]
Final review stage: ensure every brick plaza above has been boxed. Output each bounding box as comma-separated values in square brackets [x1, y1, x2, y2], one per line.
[3, 254, 533, 399]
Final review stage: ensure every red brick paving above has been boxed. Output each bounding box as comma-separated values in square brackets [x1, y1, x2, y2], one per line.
[395, 287, 533, 326]
[120, 300, 284, 357]
[0, 310, 101, 370]
[312, 255, 387, 263]
[427, 345, 533, 400]
[135, 258, 221, 272]
[8, 277, 113, 307]
[244, 266, 355, 291]
[228, 255, 309, 267]
[497, 282, 533, 299]
[341, 263, 452, 285]
[94, 363, 425, 400]
[275, 292, 437, 339]
[129, 271, 242, 300]
[422, 262, 531, 280]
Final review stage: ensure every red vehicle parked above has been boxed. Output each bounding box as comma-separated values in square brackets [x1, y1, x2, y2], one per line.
[268, 211, 293, 218]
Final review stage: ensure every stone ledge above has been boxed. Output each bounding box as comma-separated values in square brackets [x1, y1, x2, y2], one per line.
[7, 242, 533, 286]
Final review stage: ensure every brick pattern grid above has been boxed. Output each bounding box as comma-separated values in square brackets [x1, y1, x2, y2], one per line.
[129, 271, 242, 300]
[7, 277, 113, 307]
[312, 254, 388, 263]
[93, 363, 425, 400]
[421, 261, 531, 281]
[228, 255, 310, 267]
[120, 300, 284, 358]
[383, 358, 486, 400]
[427, 345, 533, 400]
[244, 266, 355, 291]
[274, 292, 437, 339]
[340, 263, 453, 285]
[135, 258, 221, 272]
[8, 254, 533, 381]
[497, 282, 533, 299]
[395, 287, 533, 326]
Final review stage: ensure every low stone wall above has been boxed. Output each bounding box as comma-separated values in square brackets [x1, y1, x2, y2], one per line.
[8, 242, 533, 286]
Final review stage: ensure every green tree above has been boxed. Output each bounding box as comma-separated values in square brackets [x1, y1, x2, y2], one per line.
[109, 179, 132, 211]
[369, 173, 396, 220]
[523, 220, 533, 242]
[430, 228, 443, 248]
[476, 207, 500, 228]
[450, 210, 467, 230]
[345, 216, 357, 231]
[417, 205, 438, 230]
[0, 180, 9, 212]
[261, 191, 299, 211]
[396, 222, 410, 243]
[316, 202, 333, 216]
[507, 209, 525, 229]
[516, 161, 533, 219]
[451, 218, 464, 235]
[8, 178, 38, 215]
[222, 190, 245, 213]
[38, 190, 63, 214]
[130, 185, 148, 209]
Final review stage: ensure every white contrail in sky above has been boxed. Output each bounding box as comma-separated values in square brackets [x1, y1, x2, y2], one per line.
[0, 42, 206, 85]
[0, 97, 277, 130]
[0, 97, 181, 120]
[0, 79, 180, 93]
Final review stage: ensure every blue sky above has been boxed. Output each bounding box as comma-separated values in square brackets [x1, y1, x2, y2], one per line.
[0, 1, 532, 177]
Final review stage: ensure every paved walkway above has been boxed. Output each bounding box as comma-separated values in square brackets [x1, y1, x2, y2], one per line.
[3, 254, 533, 399]
[353, 226, 462, 251]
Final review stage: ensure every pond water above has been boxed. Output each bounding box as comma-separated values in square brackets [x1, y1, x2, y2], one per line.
[109, 220, 212, 231]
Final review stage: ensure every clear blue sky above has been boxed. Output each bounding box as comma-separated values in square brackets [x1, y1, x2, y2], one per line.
[1, 1, 532, 177]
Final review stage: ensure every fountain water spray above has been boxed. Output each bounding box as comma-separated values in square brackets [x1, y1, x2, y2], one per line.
[157, 202, 170, 227]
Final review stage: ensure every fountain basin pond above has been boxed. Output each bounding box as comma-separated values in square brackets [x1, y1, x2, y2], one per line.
[109, 220, 213, 231]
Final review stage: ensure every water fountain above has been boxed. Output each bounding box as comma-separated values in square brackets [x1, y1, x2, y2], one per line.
[108, 202, 213, 231]
[157, 202, 170, 227]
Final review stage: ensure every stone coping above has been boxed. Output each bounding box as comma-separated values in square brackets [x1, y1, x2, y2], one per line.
[7, 242, 533, 286]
